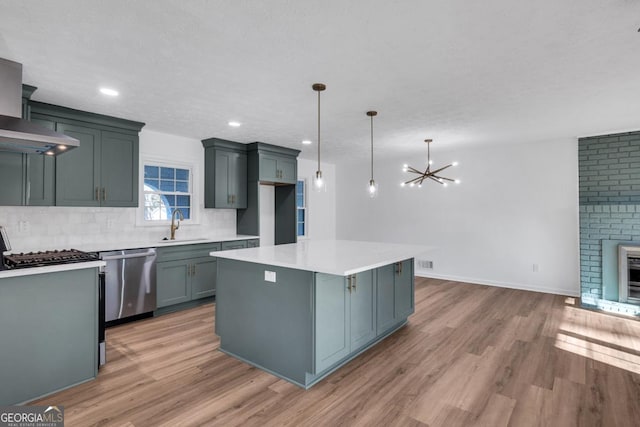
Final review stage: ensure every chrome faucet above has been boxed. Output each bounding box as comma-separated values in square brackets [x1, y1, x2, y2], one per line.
[170, 209, 184, 240]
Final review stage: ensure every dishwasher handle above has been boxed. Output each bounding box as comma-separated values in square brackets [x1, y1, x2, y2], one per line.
[101, 250, 156, 261]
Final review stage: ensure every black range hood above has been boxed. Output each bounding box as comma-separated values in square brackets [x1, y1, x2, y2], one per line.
[0, 58, 79, 155]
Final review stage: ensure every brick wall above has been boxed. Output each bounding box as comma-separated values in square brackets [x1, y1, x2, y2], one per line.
[578, 131, 640, 299]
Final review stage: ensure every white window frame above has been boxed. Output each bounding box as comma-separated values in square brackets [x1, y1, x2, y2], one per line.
[136, 157, 200, 226]
[296, 179, 308, 239]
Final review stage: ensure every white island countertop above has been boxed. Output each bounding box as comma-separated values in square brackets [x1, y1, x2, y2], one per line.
[212, 240, 434, 276]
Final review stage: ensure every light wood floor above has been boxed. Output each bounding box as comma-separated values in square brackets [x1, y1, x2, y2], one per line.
[32, 278, 640, 426]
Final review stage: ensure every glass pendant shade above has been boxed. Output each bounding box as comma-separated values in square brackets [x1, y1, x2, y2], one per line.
[313, 170, 325, 192]
[368, 179, 378, 198]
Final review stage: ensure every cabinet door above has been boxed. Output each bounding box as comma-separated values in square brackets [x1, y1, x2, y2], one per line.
[0, 152, 27, 206]
[156, 260, 191, 307]
[394, 259, 414, 320]
[315, 273, 350, 373]
[214, 150, 234, 208]
[349, 270, 376, 351]
[27, 117, 56, 206]
[233, 151, 247, 208]
[101, 131, 138, 207]
[259, 154, 279, 182]
[376, 264, 396, 334]
[278, 157, 297, 184]
[55, 123, 101, 206]
[191, 257, 217, 299]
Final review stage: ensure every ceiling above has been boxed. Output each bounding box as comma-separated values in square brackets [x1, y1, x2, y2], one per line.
[1, 1, 639, 163]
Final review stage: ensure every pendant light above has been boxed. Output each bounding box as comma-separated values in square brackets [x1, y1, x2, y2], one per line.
[312, 83, 326, 191]
[367, 111, 378, 198]
[401, 139, 460, 187]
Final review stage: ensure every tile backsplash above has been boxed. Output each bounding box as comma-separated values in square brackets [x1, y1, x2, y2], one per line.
[0, 206, 236, 252]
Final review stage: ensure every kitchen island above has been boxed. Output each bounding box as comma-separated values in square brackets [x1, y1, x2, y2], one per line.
[0, 261, 104, 405]
[212, 240, 429, 388]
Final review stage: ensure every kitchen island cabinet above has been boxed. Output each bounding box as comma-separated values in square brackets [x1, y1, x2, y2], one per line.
[0, 261, 104, 405]
[213, 240, 425, 388]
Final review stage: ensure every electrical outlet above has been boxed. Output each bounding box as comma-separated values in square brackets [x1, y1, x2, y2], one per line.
[18, 220, 29, 233]
[418, 260, 433, 269]
[264, 270, 276, 282]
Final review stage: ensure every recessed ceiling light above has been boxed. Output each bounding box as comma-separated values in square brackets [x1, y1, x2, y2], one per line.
[302, 140, 312, 145]
[228, 121, 241, 127]
[99, 87, 119, 97]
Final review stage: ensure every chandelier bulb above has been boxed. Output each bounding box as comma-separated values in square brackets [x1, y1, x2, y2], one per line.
[452, 161, 459, 166]
[455, 179, 461, 184]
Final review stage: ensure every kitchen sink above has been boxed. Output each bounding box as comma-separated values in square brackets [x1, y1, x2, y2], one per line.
[158, 237, 210, 244]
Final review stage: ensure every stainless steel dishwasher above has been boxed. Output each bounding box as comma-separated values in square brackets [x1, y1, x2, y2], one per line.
[100, 248, 157, 323]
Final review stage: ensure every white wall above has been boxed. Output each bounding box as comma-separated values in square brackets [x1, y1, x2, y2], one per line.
[0, 129, 236, 252]
[336, 139, 580, 296]
[297, 158, 336, 240]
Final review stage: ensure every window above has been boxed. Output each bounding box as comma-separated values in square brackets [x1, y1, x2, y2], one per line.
[296, 179, 306, 237]
[143, 164, 192, 221]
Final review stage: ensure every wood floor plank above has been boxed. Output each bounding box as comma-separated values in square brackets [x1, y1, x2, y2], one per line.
[28, 278, 640, 427]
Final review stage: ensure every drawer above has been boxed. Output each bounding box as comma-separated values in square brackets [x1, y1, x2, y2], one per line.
[156, 242, 222, 262]
[221, 240, 248, 250]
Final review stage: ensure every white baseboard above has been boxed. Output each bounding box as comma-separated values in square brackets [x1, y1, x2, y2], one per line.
[415, 270, 580, 297]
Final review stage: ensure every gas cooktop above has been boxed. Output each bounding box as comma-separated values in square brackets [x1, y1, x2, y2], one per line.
[4, 249, 98, 269]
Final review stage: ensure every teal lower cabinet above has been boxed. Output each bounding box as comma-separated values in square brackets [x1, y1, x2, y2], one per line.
[157, 259, 191, 307]
[221, 240, 248, 250]
[156, 243, 221, 309]
[190, 257, 217, 299]
[216, 258, 415, 388]
[376, 259, 415, 334]
[0, 267, 99, 405]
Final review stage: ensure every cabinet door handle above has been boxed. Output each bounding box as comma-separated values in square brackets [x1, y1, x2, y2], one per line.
[352, 275, 357, 291]
[347, 276, 352, 292]
[95, 187, 100, 201]
[192, 264, 196, 276]
[232, 194, 236, 204]
[396, 262, 403, 276]
[102, 187, 107, 201]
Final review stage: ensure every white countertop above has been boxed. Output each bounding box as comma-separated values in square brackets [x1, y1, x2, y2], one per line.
[6, 235, 259, 254]
[0, 261, 106, 279]
[211, 240, 434, 276]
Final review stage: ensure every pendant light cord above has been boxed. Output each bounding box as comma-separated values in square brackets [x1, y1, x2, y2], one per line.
[317, 89, 321, 172]
[370, 114, 374, 181]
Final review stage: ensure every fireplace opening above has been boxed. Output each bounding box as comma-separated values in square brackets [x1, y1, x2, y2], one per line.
[618, 245, 640, 304]
[627, 257, 640, 301]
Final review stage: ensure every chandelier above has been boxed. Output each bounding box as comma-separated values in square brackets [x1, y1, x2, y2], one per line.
[402, 139, 460, 187]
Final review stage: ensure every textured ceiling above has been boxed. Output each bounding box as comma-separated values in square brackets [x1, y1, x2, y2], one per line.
[0, 0, 639, 163]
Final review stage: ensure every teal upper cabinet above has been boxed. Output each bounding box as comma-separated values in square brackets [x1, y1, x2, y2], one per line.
[0, 85, 38, 206]
[27, 117, 56, 206]
[247, 142, 300, 185]
[30, 101, 144, 207]
[55, 123, 102, 206]
[259, 153, 297, 184]
[100, 131, 139, 207]
[202, 138, 247, 209]
[0, 153, 27, 205]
